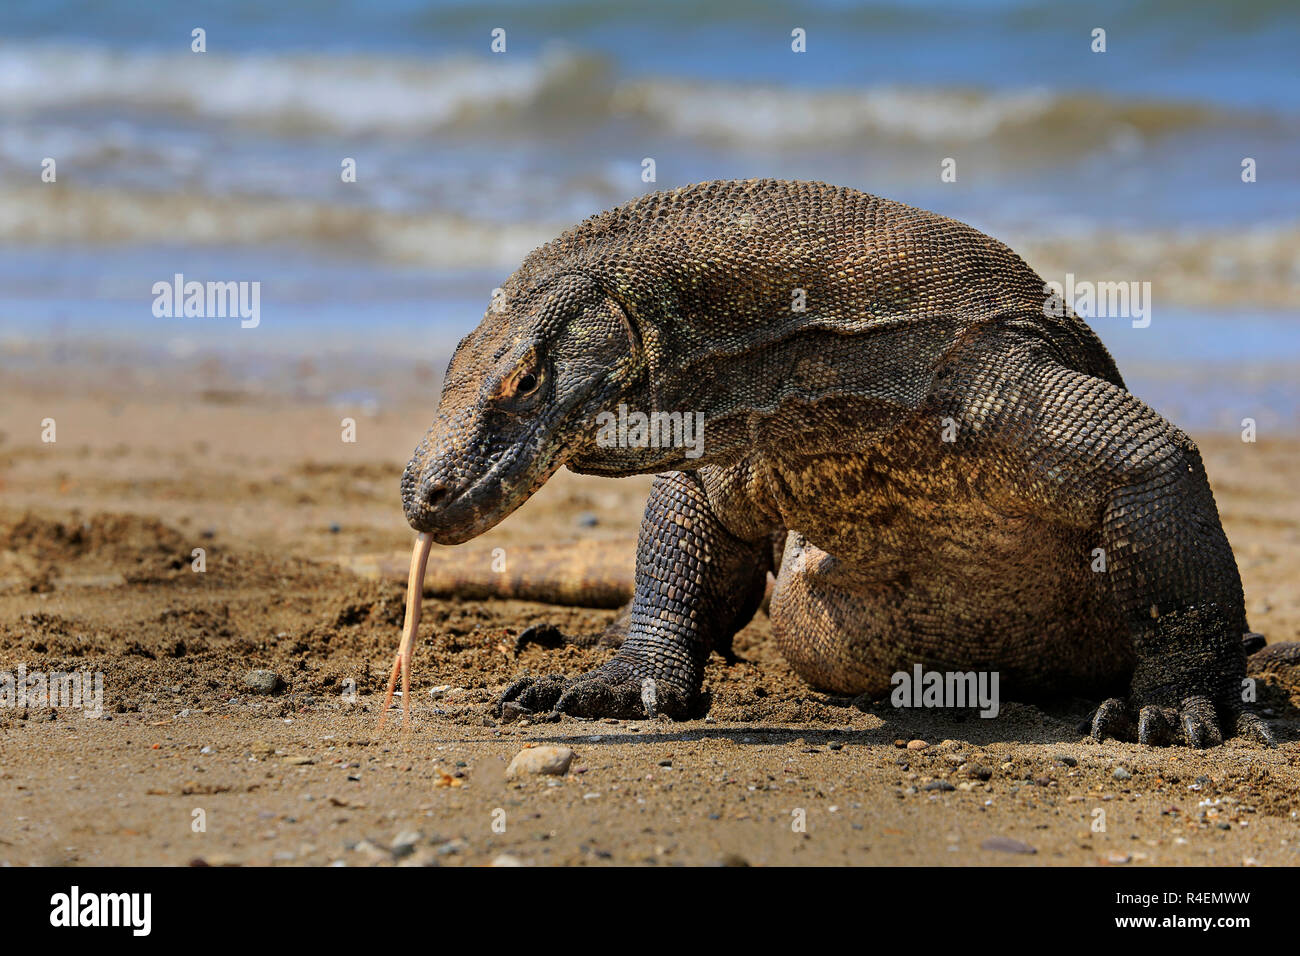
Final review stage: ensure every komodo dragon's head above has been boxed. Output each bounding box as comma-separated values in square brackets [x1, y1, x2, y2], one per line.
[401, 270, 643, 544]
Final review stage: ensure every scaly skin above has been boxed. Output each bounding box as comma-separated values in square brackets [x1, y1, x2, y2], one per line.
[401, 179, 1274, 747]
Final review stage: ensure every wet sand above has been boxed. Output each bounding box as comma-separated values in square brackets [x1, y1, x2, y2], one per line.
[1, 353, 1298, 866]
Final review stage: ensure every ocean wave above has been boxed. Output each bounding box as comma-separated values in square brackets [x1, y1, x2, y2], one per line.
[613, 80, 1272, 148]
[0, 186, 558, 269]
[2, 185, 1297, 308]
[0, 42, 604, 134]
[0, 41, 1278, 145]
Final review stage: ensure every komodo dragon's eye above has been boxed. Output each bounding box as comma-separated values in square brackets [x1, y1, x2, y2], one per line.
[493, 351, 546, 407]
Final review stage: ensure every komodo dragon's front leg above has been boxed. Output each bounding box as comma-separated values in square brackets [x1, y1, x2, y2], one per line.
[499, 470, 771, 719]
[959, 349, 1274, 747]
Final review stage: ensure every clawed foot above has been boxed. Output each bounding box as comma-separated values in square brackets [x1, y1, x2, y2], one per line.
[1090, 695, 1275, 748]
[496, 663, 694, 721]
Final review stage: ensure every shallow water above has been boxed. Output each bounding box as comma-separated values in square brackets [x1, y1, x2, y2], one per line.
[0, 0, 1296, 432]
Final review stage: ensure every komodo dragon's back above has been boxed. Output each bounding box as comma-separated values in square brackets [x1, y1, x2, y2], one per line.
[508, 180, 1123, 422]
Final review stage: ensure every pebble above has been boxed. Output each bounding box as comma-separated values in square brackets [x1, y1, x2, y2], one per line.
[243, 670, 284, 695]
[352, 839, 388, 861]
[906, 739, 928, 751]
[967, 765, 993, 781]
[1113, 767, 1132, 781]
[491, 854, 525, 867]
[576, 512, 600, 528]
[506, 745, 574, 779]
[1053, 754, 1078, 767]
[391, 830, 422, 851]
[981, 836, 1037, 855]
[923, 780, 955, 792]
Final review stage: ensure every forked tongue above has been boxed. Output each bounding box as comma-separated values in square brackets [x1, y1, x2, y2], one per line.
[377, 532, 434, 733]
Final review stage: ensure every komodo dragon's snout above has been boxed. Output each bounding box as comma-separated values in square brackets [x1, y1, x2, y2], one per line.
[401, 271, 638, 544]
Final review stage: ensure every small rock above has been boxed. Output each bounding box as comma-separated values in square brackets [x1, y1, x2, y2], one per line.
[491, 854, 525, 867]
[1113, 767, 1132, 781]
[1106, 852, 1133, 865]
[716, 853, 749, 867]
[243, 670, 284, 695]
[506, 745, 574, 780]
[576, 512, 599, 528]
[352, 839, 388, 861]
[1054, 754, 1078, 767]
[923, 780, 955, 792]
[282, 756, 315, 766]
[981, 837, 1036, 854]
[967, 764, 993, 781]
[391, 830, 422, 852]
[906, 739, 928, 751]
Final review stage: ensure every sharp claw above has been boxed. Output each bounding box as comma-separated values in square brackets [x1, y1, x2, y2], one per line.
[1234, 710, 1277, 747]
[496, 673, 571, 717]
[1091, 697, 1132, 742]
[498, 701, 531, 723]
[1137, 705, 1176, 746]
[1092, 693, 1272, 749]
[1179, 696, 1222, 749]
[1181, 713, 1208, 748]
[497, 665, 693, 721]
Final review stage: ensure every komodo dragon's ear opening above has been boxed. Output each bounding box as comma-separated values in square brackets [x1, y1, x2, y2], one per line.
[596, 287, 660, 414]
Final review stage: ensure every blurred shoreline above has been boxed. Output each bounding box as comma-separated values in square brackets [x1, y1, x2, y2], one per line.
[2, 0, 1297, 431]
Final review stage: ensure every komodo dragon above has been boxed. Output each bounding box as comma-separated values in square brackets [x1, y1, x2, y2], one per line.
[397, 178, 1279, 748]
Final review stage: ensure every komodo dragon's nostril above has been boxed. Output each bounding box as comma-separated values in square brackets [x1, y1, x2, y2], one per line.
[422, 482, 449, 510]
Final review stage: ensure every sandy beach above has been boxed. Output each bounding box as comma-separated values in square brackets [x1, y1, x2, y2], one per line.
[1, 351, 1297, 867]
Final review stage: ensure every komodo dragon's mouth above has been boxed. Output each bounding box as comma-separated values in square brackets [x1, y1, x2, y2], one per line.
[381, 377, 611, 731]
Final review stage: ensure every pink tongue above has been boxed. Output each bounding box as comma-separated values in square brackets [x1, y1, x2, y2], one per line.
[377, 532, 433, 732]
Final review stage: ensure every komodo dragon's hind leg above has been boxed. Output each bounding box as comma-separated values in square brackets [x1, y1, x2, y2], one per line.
[959, 351, 1274, 747]
[498, 470, 772, 719]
